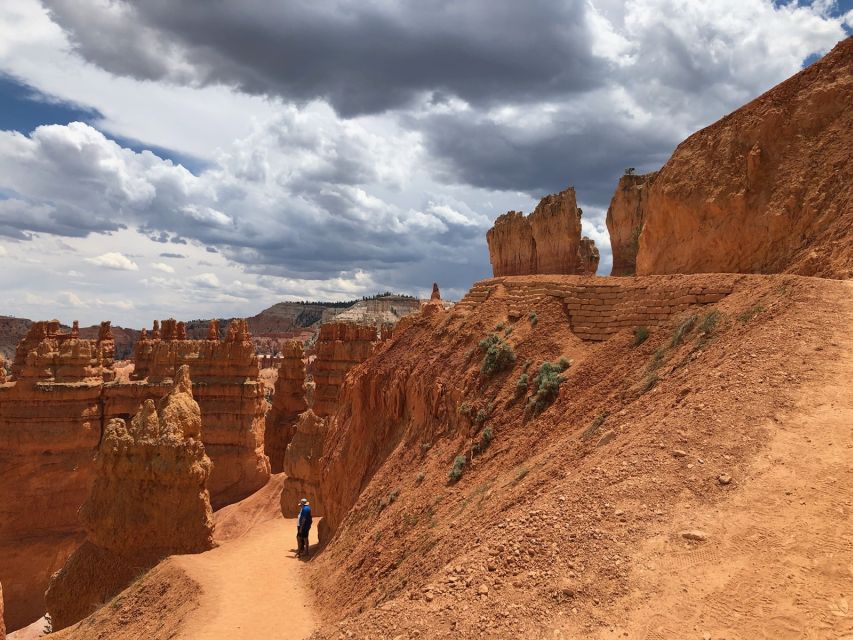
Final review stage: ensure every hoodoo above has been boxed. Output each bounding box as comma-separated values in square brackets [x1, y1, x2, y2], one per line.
[265, 340, 308, 473]
[634, 36, 853, 278]
[486, 187, 599, 277]
[45, 365, 214, 630]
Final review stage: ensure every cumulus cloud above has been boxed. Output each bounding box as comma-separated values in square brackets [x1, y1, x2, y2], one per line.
[151, 261, 174, 273]
[85, 251, 139, 271]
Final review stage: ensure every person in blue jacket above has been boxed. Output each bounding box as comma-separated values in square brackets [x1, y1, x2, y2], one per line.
[297, 498, 312, 557]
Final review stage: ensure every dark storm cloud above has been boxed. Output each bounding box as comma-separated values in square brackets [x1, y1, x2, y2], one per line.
[159, 252, 186, 258]
[43, 0, 606, 116]
[418, 110, 674, 208]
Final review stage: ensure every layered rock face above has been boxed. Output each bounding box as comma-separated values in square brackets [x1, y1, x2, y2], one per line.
[312, 323, 378, 418]
[0, 322, 115, 630]
[46, 366, 214, 630]
[280, 409, 327, 515]
[636, 36, 853, 278]
[486, 187, 599, 277]
[265, 341, 307, 473]
[113, 318, 270, 508]
[281, 323, 380, 514]
[606, 172, 658, 276]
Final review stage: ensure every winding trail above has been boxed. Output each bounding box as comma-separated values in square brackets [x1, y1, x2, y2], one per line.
[172, 517, 319, 640]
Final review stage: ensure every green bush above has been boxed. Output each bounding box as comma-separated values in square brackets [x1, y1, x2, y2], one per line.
[582, 413, 608, 440]
[700, 310, 720, 335]
[448, 455, 467, 483]
[529, 312, 538, 326]
[415, 472, 425, 484]
[738, 304, 764, 324]
[479, 334, 516, 377]
[633, 325, 650, 346]
[527, 360, 566, 414]
[379, 488, 400, 510]
[474, 427, 494, 455]
[495, 321, 505, 331]
[515, 373, 529, 396]
[504, 326, 513, 337]
[458, 401, 473, 416]
[557, 356, 571, 371]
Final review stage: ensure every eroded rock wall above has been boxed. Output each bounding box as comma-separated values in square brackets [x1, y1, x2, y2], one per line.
[0, 322, 115, 630]
[312, 323, 378, 418]
[606, 172, 658, 276]
[1, 580, 5, 640]
[265, 341, 307, 473]
[280, 409, 327, 515]
[117, 318, 270, 507]
[45, 366, 214, 630]
[636, 36, 853, 278]
[486, 187, 599, 277]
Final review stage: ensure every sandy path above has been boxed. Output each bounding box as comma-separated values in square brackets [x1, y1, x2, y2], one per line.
[589, 281, 853, 639]
[172, 517, 319, 640]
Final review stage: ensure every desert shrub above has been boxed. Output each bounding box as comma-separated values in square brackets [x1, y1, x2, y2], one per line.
[515, 373, 529, 396]
[648, 346, 667, 371]
[473, 427, 494, 456]
[699, 310, 720, 335]
[738, 304, 764, 324]
[557, 356, 571, 371]
[495, 321, 506, 331]
[448, 455, 467, 483]
[514, 466, 529, 482]
[379, 488, 400, 510]
[474, 407, 490, 427]
[633, 325, 650, 346]
[415, 472, 425, 484]
[504, 326, 513, 336]
[527, 360, 566, 414]
[639, 372, 659, 394]
[479, 334, 516, 377]
[670, 315, 698, 347]
[582, 413, 608, 440]
[529, 312, 538, 326]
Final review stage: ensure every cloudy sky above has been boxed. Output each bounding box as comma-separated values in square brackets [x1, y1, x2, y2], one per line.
[0, 0, 850, 327]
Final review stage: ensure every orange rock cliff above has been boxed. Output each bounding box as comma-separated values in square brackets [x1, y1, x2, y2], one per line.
[45, 365, 214, 630]
[605, 172, 658, 276]
[265, 340, 307, 473]
[486, 187, 599, 277]
[0, 318, 267, 631]
[632, 36, 853, 278]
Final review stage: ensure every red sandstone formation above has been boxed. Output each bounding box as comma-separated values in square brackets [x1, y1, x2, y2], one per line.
[265, 341, 307, 473]
[422, 283, 445, 318]
[1, 581, 5, 640]
[312, 323, 378, 418]
[45, 366, 214, 630]
[0, 321, 115, 630]
[577, 237, 600, 276]
[635, 36, 853, 278]
[280, 409, 327, 515]
[120, 318, 270, 508]
[486, 187, 599, 277]
[605, 172, 658, 276]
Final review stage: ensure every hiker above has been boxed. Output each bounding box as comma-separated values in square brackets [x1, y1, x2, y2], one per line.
[296, 498, 312, 557]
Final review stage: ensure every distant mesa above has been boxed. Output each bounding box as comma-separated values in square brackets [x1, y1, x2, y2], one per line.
[486, 186, 599, 277]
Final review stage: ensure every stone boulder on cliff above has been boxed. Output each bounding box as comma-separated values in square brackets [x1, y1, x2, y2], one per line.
[635, 36, 853, 278]
[486, 187, 599, 277]
[45, 365, 214, 630]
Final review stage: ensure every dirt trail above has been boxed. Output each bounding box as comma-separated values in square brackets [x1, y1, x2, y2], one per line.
[586, 281, 853, 639]
[171, 517, 319, 640]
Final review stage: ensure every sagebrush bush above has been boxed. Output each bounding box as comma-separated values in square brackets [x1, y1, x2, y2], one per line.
[527, 360, 567, 414]
[699, 310, 720, 335]
[671, 315, 698, 347]
[479, 334, 515, 377]
[529, 312, 538, 326]
[515, 373, 529, 396]
[448, 455, 467, 483]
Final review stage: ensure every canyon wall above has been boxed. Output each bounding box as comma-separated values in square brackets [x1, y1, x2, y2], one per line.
[0, 322, 115, 630]
[605, 172, 658, 276]
[281, 322, 382, 514]
[46, 366, 214, 630]
[1, 581, 5, 640]
[110, 318, 270, 508]
[635, 36, 853, 278]
[486, 187, 599, 277]
[265, 340, 307, 473]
